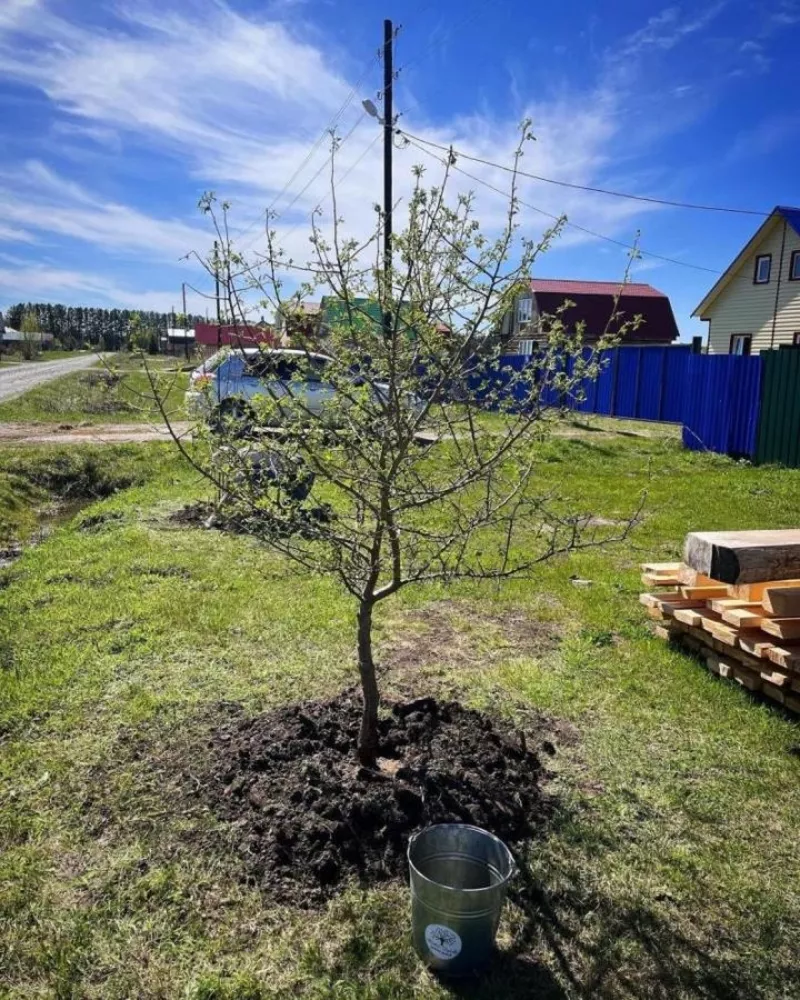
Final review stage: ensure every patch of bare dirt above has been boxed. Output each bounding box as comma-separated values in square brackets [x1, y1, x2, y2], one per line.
[380, 600, 561, 683]
[199, 691, 555, 907]
[0, 421, 191, 445]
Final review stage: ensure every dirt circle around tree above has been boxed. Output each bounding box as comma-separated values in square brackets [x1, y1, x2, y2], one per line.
[201, 691, 556, 907]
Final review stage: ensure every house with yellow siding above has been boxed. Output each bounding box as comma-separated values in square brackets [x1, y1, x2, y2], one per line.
[693, 206, 800, 355]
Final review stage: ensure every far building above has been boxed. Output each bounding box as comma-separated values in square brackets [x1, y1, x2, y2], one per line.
[502, 279, 680, 355]
[693, 206, 800, 355]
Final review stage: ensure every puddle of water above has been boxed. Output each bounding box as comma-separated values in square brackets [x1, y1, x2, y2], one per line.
[0, 498, 89, 569]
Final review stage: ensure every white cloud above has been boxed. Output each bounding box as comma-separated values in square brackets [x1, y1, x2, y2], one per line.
[0, 224, 37, 244]
[0, 161, 210, 261]
[0, 0, 727, 307]
[0, 261, 209, 314]
[618, 2, 728, 58]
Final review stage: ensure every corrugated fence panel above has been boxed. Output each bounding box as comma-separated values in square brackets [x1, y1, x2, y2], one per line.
[756, 349, 800, 467]
[728, 354, 763, 458]
[682, 355, 762, 459]
[612, 349, 641, 417]
[637, 349, 666, 420]
[593, 350, 614, 414]
[662, 349, 690, 422]
[491, 345, 768, 463]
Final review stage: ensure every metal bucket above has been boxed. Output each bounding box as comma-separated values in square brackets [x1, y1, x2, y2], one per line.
[407, 823, 515, 975]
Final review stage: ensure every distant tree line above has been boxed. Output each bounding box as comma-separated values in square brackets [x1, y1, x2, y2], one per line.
[0, 302, 205, 351]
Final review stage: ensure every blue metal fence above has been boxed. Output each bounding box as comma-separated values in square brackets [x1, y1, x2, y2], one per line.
[492, 345, 764, 461]
[681, 354, 763, 459]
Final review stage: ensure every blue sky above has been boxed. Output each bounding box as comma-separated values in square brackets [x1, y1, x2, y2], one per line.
[0, 0, 798, 334]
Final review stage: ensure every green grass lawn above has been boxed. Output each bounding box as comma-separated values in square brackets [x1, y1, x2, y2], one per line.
[0, 356, 189, 425]
[1, 425, 800, 998]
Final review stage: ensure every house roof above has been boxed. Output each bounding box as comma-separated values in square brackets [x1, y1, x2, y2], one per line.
[692, 206, 800, 318]
[530, 278, 667, 298]
[529, 279, 679, 344]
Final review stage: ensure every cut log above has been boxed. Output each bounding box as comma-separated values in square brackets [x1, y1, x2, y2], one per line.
[684, 529, 800, 585]
[759, 618, 800, 640]
[676, 565, 718, 586]
[762, 586, 800, 616]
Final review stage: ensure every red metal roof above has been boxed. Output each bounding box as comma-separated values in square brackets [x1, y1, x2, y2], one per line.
[530, 279, 667, 298]
[194, 323, 277, 347]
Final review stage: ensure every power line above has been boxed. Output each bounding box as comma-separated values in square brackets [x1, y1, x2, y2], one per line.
[398, 130, 769, 218]
[402, 135, 722, 275]
[234, 52, 382, 243]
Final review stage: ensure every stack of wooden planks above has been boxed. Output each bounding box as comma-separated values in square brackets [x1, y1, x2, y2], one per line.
[641, 530, 800, 713]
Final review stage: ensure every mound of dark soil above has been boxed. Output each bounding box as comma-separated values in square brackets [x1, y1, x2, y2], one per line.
[203, 691, 554, 906]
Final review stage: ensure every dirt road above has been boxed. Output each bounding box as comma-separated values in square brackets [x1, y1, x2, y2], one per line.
[0, 421, 191, 445]
[0, 354, 103, 403]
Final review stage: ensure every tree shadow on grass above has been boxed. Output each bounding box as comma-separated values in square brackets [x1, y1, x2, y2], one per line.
[434, 954, 566, 999]
[505, 848, 784, 1000]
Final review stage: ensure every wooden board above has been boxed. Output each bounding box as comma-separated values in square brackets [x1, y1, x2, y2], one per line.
[640, 562, 682, 574]
[721, 608, 770, 630]
[766, 645, 800, 670]
[738, 635, 777, 660]
[673, 608, 705, 627]
[705, 622, 741, 647]
[640, 592, 706, 610]
[651, 624, 674, 641]
[762, 681, 785, 705]
[728, 579, 800, 601]
[759, 618, 800, 640]
[762, 586, 800, 616]
[641, 573, 681, 588]
[709, 598, 762, 614]
[684, 530, 800, 585]
[679, 585, 731, 600]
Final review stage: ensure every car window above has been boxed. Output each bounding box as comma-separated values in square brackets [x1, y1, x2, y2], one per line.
[245, 355, 328, 382]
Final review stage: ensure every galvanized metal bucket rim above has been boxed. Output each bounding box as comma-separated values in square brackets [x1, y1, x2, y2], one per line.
[407, 822, 517, 894]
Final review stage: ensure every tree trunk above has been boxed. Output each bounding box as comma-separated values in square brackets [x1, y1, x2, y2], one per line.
[356, 600, 380, 766]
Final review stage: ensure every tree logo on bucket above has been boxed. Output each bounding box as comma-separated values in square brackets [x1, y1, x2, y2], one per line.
[424, 924, 462, 961]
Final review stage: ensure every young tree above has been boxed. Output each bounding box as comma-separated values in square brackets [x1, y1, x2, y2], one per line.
[20, 310, 41, 360]
[155, 124, 643, 765]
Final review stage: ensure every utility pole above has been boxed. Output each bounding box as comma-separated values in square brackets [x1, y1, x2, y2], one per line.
[214, 240, 222, 354]
[181, 281, 189, 360]
[382, 17, 394, 340]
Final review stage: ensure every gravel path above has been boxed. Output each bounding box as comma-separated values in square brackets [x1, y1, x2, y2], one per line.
[0, 354, 104, 403]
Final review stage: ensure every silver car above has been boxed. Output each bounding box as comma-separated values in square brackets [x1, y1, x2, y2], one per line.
[186, 348, 424, 428]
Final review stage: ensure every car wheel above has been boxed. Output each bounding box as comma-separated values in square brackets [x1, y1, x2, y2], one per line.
[211, 398, 256, 436]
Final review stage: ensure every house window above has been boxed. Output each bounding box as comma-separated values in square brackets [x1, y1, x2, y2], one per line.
[790, 250, 800, 281]
[754, 254, 772, 284]
[730, 334, 752, 356]
[516, 296, 533, 327]
[794, 332, 800, 346]
[518, 339, 536, 356]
